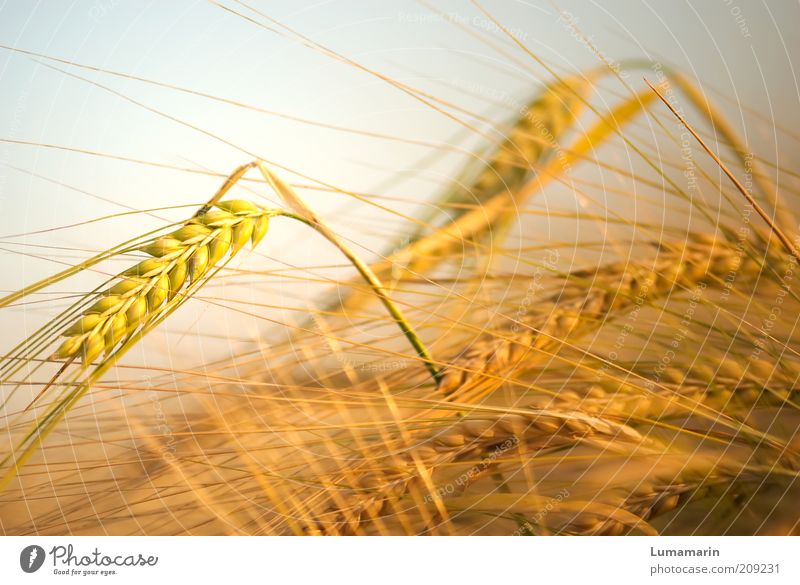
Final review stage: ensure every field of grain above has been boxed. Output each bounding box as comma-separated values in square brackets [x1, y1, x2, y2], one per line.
[1, 1, 799, 536]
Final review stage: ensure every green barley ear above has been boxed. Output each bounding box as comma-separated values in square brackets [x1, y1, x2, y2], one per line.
[45, 163, 432, 377]
[2, 161, 435, 491]
[50, 200, 273, 364]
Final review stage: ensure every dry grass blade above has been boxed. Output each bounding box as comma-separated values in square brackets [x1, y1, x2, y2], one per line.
[646, 79, 800, 262]
[666, 69, 796, 234]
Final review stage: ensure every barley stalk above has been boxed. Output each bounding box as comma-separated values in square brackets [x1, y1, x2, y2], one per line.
[566, 468, 767, 536]
[665, 67, 794, 234]
[439, 235, 766, 395]
[256, 162, 441, 383]
[554, 361, 800, 420]
[305, 408, 646, 535]
[407, 73, 594, 242]
[328, 77, 649, 317]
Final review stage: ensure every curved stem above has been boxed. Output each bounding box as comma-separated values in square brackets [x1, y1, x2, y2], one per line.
[256, 161, 441, 385]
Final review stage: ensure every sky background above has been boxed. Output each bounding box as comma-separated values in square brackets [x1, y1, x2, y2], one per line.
[0, 0, 798, 365]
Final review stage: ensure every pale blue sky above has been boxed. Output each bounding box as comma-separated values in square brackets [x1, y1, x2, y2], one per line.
[2, 1, 798, 229]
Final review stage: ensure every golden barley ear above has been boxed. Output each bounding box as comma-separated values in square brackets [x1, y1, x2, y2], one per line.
[307, 409, 648, 535]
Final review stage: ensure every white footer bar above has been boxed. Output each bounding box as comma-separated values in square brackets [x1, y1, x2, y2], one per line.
[1, 536, 796, 584]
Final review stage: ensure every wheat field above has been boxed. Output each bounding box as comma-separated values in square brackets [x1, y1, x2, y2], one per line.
[1, 1, 799, 537]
